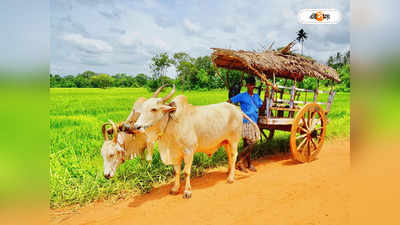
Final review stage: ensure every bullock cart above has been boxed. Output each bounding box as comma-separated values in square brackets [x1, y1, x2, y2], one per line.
[211, 44, 340, 162]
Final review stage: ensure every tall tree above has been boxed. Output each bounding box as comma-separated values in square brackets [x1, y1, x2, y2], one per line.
[74, 74, 90, 87]
[296, 29, 308, 55]
[90, 74, 113, 89]
[327, 56, 335, 66]
[345, 50, 350, 60]
[135, 73, 149, 87]
[149, 52, 173, 85]
[173, 52, 194, 92]
[343, 50, 350, 65]
[336, 52, 342, 64]
[81, 70, 95, 78]
[194, 56, 215, 77]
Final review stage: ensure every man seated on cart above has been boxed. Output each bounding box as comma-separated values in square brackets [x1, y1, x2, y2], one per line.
[228, 76, 265, 172]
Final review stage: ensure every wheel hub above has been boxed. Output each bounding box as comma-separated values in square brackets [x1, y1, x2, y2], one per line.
[310, 129, 318, 138]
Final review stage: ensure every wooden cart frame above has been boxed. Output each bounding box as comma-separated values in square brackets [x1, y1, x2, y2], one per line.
[211, 46, 341, 162]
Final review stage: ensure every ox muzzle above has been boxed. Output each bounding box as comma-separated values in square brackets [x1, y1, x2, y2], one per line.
[122, 123, 145, 134]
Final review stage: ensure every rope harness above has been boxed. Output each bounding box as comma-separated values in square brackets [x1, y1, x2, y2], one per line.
[156, 111, 174, 140]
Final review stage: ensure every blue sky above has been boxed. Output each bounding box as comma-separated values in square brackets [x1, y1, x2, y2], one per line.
[51, 0, 350, 77]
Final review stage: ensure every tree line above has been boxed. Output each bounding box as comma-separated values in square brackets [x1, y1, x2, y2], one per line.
[50, 50, 350, 92]
[327, 50, 350, 92]
[50, 53, 234, 91]
[50, 71, 151, 89]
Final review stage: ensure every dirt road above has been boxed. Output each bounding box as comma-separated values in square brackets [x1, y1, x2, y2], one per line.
[52, 139, 350, 225]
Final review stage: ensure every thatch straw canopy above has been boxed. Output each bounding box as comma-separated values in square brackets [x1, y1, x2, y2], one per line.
[211, 48, 340, 83]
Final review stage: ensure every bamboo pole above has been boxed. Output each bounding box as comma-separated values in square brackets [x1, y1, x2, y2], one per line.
[280, 79, 287, 100]
[289, 79, 297, 118]
[326, 81, 336, 113]
[289, 79, 297, 109]
[313, 80, 319, 102]
[273, 73, 276, 85]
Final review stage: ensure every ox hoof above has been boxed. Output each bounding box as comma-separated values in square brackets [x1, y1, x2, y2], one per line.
[227, 179, 234, 184]
[169, 189, 179, 195]
[183, 191, 192, 199]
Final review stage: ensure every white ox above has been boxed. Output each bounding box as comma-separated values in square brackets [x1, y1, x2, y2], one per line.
[101, 97, 154, 179]
[124, 85, 259, 198]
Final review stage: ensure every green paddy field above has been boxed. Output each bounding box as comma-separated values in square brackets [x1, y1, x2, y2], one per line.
[50, 88, 349, 208]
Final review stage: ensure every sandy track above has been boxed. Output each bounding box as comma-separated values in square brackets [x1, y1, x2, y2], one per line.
[52, 139, 350, 225]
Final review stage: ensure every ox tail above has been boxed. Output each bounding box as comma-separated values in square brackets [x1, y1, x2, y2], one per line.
[240, 112, 261, 142]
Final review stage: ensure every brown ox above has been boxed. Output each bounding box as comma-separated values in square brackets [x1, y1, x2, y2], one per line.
[124, 85, 259, 198]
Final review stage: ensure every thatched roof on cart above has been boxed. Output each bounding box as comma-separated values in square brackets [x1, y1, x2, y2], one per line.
[210, 47, 341, 83]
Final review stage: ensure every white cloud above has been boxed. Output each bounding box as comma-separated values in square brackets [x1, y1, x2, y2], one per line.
[51, 0, 350, 76]
[62, 33, 113, 53]
[142, 0, 161, 9]
[119, 32, 140, 46]
[118, 31, 170, 55]
[183, 18, 200, 33]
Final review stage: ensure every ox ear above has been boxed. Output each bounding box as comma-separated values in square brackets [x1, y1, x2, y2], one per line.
[160, 105, 176, 112]
[168, 95, 188, 118]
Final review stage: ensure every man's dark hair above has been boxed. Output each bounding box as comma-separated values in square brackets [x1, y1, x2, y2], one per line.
[245, 76, 256, 85]
[228, 81, 241, 99]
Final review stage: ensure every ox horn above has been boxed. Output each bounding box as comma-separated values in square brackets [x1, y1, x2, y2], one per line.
[161, 84, 176, 103]
[108, 120, 118, 143]
[152, 84, 167, 98]
[102, 122, 111, 141]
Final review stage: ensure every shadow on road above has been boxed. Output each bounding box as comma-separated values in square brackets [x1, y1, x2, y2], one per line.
[128, 170, 251, 208]
[128, 152, 299, 208]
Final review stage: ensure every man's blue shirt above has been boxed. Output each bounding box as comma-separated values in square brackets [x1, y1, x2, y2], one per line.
[230, 92, 263, 124]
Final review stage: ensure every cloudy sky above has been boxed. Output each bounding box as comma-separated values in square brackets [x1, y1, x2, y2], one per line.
[51, 0, 350, 77]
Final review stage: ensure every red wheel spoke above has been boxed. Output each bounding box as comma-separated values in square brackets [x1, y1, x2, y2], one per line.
[300, 126, 308, 133]
[302, 116, 308, 130]
[310, 138, 317, 150]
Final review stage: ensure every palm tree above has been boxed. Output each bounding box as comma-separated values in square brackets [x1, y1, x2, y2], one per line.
[336, 52, 342, 64]
[345, 50, 350, 64]
[327, 56, 334, 66]
[296, 29, 308, 55]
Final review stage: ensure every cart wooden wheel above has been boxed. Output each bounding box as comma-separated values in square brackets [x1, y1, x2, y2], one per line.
[290, 103, 327, 163]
